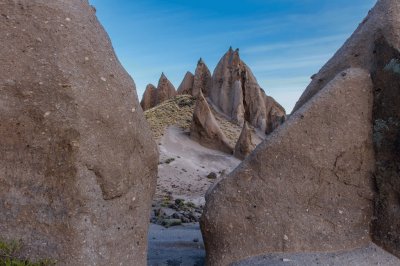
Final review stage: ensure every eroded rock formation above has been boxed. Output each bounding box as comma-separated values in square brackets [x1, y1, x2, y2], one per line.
[209, 47, 286, 134]
[190, 91, 233, 154]
[140, 84, 157, 111]
[177, 71, 194, 95]
[193, 58, 212, 97]
[0, 1, 158, 265]
[177, 58, 212, 97]
[140, 73, 177, 111]
[234, 122, 256, 160]
[201, 68, 375, 265]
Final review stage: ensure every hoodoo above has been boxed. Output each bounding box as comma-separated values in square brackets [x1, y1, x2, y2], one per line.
[177, 71, 195, 95]
[209, 47, 286, 134]
[177, 58, 212, 97]
[140, 73, 177, 111]
[193, 58, 213, 97]
[234, 122, 256, 160]
[190, 91, 234, 154]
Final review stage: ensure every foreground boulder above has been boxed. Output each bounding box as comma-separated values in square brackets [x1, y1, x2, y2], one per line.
[190, 92, 233, 154]
[292, 0, 400, 257]
[0, 1, 158, 265]
[209, 47, 286, 134]
[234, 122, 256, 160]
[201, 68, 375, 265]
[140, 73, 177, 110]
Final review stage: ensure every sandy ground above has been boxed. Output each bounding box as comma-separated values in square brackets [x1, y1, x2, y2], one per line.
[148, 126, 400, 266]
[149, 125, 240, 265]
[233, 243, 400, 266]
[156, 126, 241, 205]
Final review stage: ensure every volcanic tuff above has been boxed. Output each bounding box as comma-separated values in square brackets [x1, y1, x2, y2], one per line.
[193, 58, 213, 97]
[201, 0, 400, 264]
[177, 58, 213, 97]
[292, 0, 400, 258]
[140, 73, 177, 111]
[0, 0, 158, 265]
[209, 47, 286, 134]
[190, 91, 234, 154]
[234, 122, 256, 160]
[177, 71, 194, 95]
[140, 84, 157, 111]
[202, 68, 375, 265]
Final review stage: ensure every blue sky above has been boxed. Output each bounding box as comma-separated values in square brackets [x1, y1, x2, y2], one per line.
[89, 0, 376, 113]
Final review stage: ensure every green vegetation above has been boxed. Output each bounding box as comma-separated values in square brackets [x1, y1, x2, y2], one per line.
[164, 158, 175, 164]
[144, 94, 241, 145]
[144, 95, 196, 140]
[0, 240, 55, 266]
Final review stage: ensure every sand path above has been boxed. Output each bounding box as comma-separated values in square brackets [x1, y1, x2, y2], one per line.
[156, 126, 241, 205]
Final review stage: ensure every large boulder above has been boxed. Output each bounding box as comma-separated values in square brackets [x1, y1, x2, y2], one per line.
[177, 71, 194, 95]
[190, 92, 233, 154]
[201, 68, 375, 265]
[292, 0, 400, 257]
[209, 47, 286, 134]
[140, 73, 176, 110]
[0, 1, 158, 265]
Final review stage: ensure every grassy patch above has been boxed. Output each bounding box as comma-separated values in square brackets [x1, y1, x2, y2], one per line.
[144, 94, 242, 146]
[144, 95, 196, 140]
[0, 240, 55, 266]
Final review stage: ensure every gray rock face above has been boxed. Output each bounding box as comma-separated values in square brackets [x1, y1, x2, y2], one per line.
[201, 68, 375, 265]
[0, 1, 158, 265]
[177, 71, 194, 95]
[292, 0, 400, 258]
[140, 73, 177, 111]
[190, 92, 233, 154]
[234, 122, 256, 160]
[209, 47, 286, 134]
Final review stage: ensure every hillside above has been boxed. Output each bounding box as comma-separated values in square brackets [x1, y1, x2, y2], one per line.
[144, 95, 244, 146]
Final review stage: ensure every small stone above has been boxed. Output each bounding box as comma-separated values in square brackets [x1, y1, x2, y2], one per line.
[44, 111, 51, 117]
[161, 219, 182, 228]
[100, 77, 107, 82]
[65, 17, 71, 22]
[207, 172, 217, 179]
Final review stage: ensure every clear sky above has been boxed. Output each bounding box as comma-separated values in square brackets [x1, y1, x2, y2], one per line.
[89, 0, 376, 113]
